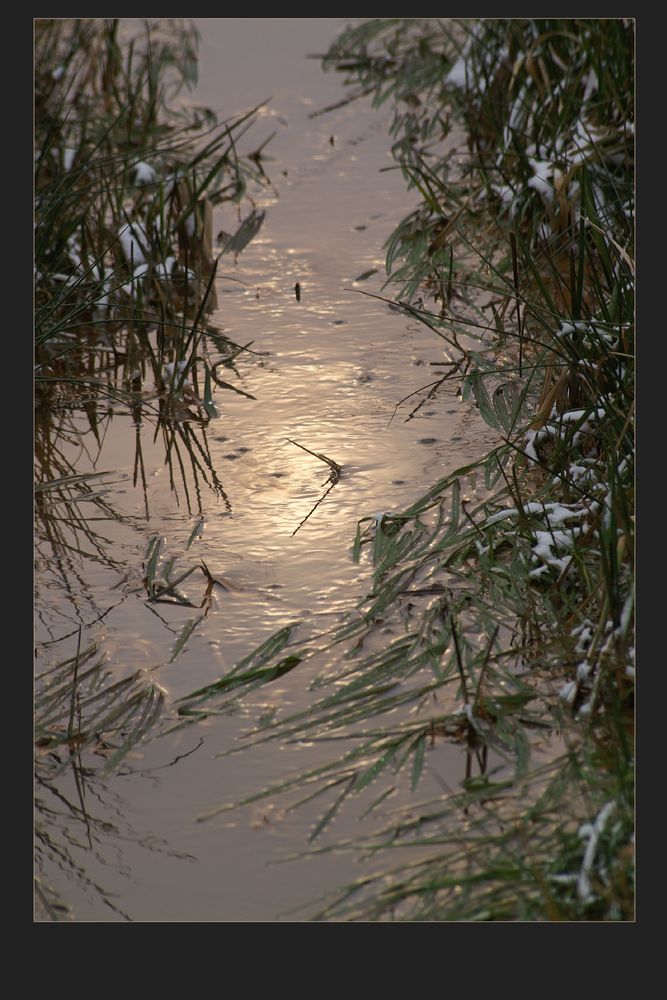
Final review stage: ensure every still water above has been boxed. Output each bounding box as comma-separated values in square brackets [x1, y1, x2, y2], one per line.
[35, 18, 500, 921]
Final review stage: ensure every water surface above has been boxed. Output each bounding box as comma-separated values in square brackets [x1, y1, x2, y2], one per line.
[35, 17, 504, 921]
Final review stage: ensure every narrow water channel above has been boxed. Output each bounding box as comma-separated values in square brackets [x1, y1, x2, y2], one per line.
[35, 18, 500, 921]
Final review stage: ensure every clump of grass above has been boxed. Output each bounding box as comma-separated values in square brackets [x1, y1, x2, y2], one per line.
[34, 520, 221, 919]
[35, 18, 266, 420]
[35, 635, 165, 776]
[34, 630, 192, 921]
[325, 19, 633, 307]
[181, 19, 634, 921]
[326, 18, 635, 920]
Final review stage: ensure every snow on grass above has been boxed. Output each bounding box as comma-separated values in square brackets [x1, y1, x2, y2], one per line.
[134, 161, 157, 185]
[119, 223, 149, 267]
[577, 801, 616, 902]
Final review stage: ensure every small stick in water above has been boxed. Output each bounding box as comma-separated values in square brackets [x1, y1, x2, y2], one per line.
[295, 282, 301, 302]
[287, 438, 341, 484]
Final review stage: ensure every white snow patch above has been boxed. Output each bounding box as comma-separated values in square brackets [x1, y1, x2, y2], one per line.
[164, 361, 189, 380]
[569, 463, 595, 485]
[119, 223, 149, 267]
[155, 256, 178, 279]
[615, 587, 634, 638]
[559, 681, 577, 705]
[529, 526, 581, 577]
[573, 623, 594, 654]
[524, 429, 540, 463]
[582, 68, 599, 103]
[134, 161, 157, 185]
[447, 54, 469, 88]
[576, 661, 592, 683]
[121, 263, 150, 295]
[577, 801, 615, 902]
[527, 157, 554, 199]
